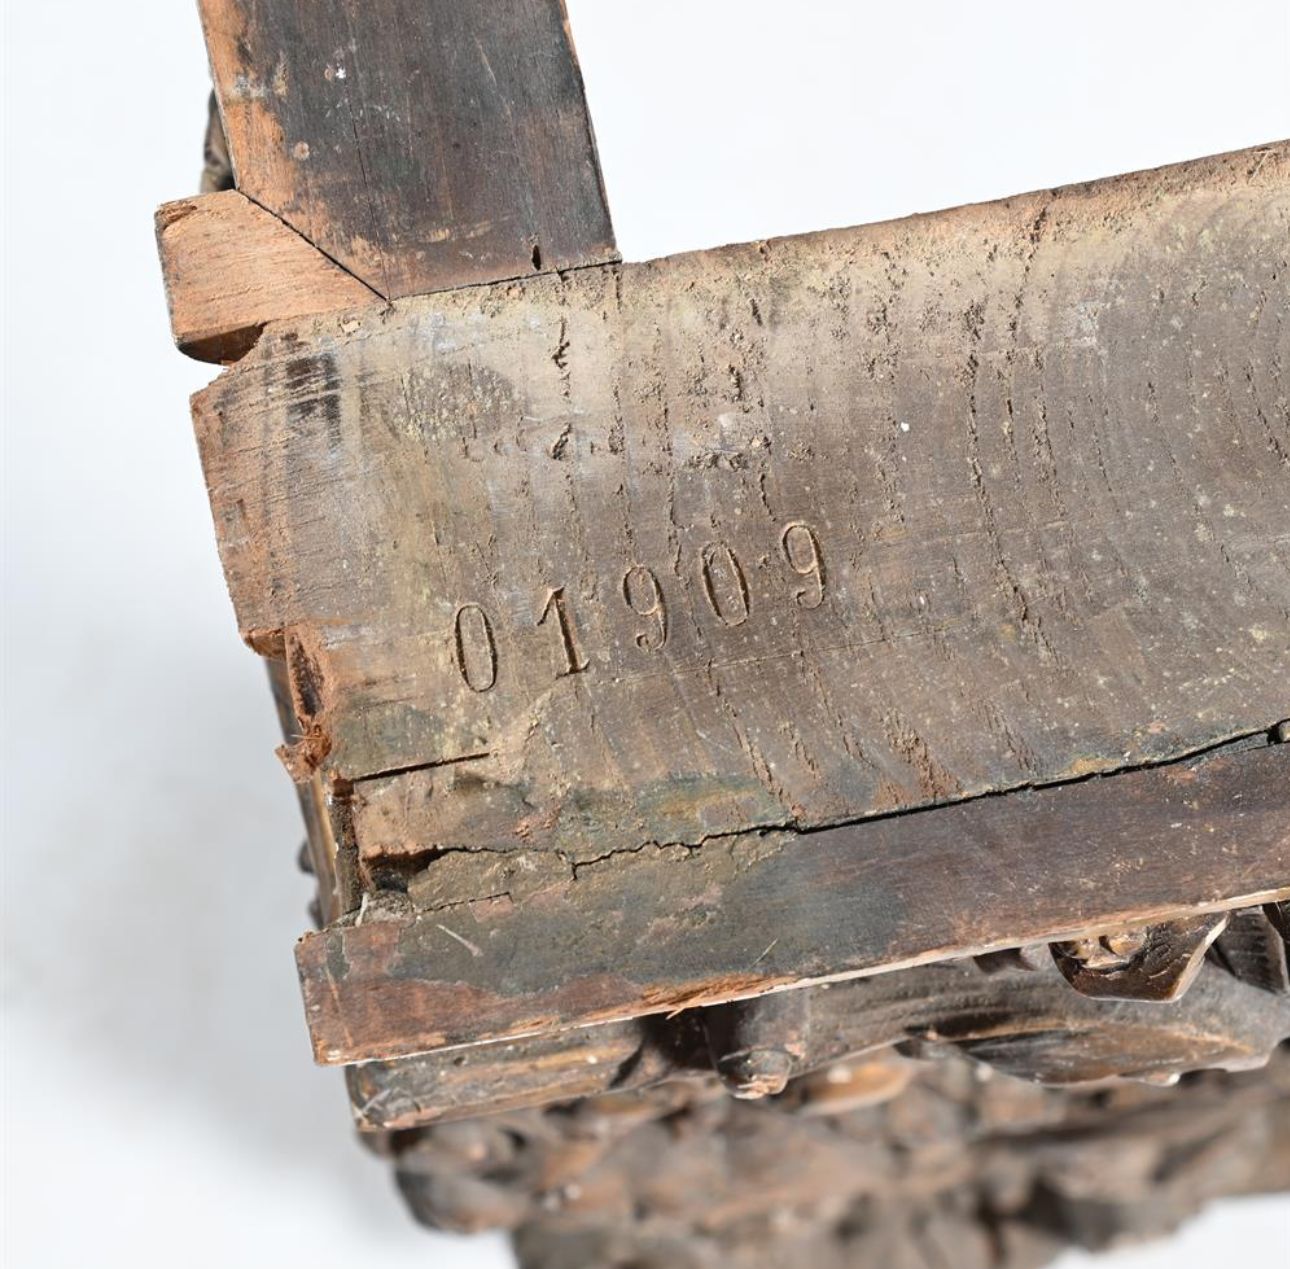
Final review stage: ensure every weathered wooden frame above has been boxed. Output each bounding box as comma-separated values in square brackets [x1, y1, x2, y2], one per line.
[159, 1, 1289, 1123]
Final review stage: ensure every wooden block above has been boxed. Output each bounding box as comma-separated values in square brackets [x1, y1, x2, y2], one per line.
[297, 739, 1290, 1063]
[156, 192, 377, 363]
[199, 0, 617, 299]
[193, 143, 1290, 866]
[1213, 907, 1290, 994]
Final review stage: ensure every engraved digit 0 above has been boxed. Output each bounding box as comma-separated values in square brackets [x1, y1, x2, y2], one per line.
[700, 543, 751, 627]
[537, 586, 589, 677]
[453, 603, 498, 692]
[623, 566, 668, 651]
[781, 522, 826, 609]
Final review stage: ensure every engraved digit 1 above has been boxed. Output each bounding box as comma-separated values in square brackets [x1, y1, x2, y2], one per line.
[700, 543, 751, 627]
[537, 586, 589, 676]
[454, 603, 498, 692]
[623, 566, 668, 651]
[781, 522, 826, 609]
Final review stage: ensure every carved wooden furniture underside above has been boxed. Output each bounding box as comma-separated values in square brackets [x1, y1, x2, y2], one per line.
[388, 1039, 1290, 1269]
[160, 4, 1290, 1264]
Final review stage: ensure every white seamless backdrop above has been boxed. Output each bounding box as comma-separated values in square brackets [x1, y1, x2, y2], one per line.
[4, 3, 1289, 1266]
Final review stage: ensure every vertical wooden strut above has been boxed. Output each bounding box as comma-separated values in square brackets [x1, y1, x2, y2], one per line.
[199, 0, 617, 299]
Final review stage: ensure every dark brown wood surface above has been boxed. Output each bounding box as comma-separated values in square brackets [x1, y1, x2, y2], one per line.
[347, 951, 1290, 1131]
[172, 0, 1290, 1252]
[199, 0, 617, 299]
[298, 738, 1290, 1063]
[194, 144, 1290, 873]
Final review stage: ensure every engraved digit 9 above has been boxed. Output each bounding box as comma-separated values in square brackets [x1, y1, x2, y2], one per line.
[622, 566, 668, 651]
[700, 543, 750, 627]
[453, 603, 498, 692]
[781, 522, 826, 609]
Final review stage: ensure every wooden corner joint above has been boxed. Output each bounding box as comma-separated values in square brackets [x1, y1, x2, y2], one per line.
[161, 0, 1290, 1242]
[155, 191, 377, 364]
[195, 0, 617, 303]
[162, 0, 620, 366]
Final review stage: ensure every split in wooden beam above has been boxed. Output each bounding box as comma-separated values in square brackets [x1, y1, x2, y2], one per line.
[299, 737, 1290, 1064]
[194, 143, 1290, 859]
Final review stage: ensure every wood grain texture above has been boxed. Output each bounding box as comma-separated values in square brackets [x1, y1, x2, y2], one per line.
[297, 739, 1290, 1063]
[347, 952, 1290, 1130]
[156, 192, 377, 363]
[199, 0, 617, 299]
[194, 143, 1290, 870]
[1213, 906, 1290, 993]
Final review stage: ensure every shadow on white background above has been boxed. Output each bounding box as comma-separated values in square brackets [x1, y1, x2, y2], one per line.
[4, 3, 1287, 1266]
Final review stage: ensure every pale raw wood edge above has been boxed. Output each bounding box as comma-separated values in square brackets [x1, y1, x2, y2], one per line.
[155, 190, 380, 364]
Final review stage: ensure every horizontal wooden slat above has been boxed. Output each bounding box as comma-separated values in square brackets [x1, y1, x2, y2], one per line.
[199, 0, 617, 299]
[194, 143, 1290, 867]
[348, 1019, 670, 1131]
[156, 192, 377, 363]
[347, 955, 1290, 1129]
[298, 738, 1290, 1064]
